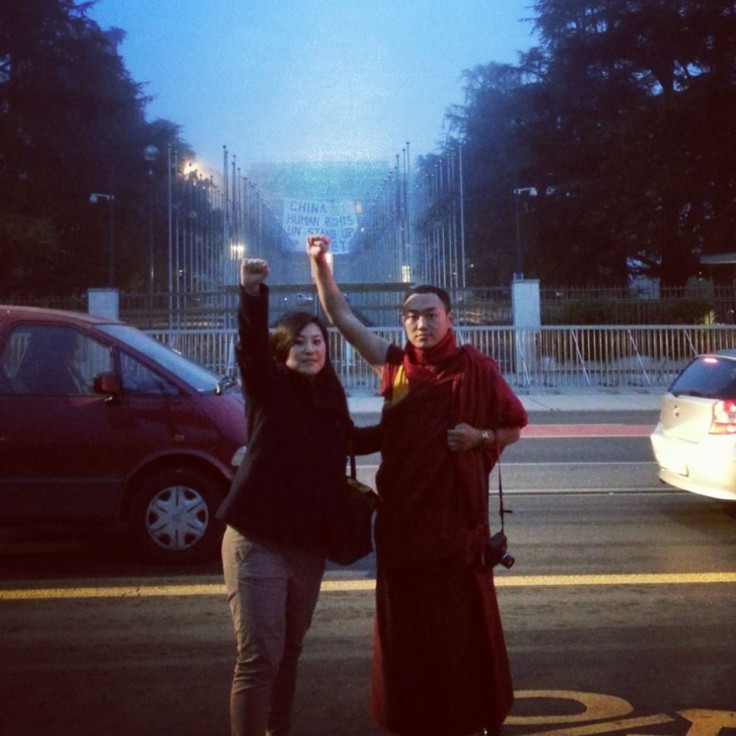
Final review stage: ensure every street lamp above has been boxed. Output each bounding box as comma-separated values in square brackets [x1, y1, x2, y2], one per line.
[457, 142, 467, 290]
[143, 144, 160, 297]
[513, 186, 537, 280]
[89, 192, 116, 287]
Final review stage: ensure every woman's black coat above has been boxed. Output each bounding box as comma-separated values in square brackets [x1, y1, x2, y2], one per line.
[216, 285, 352, 553]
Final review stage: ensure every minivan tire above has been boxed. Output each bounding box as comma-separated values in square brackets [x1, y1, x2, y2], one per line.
[130, 467, 224, 564]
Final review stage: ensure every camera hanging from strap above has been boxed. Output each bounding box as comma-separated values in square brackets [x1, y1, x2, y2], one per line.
[485, 448, 516, 569]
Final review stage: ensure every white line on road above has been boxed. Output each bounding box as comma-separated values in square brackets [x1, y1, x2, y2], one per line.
[357, 461, 657, 468]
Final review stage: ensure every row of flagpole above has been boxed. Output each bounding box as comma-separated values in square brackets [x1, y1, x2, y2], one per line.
[156, 139, 466, 311]
[347, 139, 466, 290]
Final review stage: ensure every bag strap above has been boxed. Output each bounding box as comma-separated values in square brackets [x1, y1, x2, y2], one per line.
[348, 437, 357, 481]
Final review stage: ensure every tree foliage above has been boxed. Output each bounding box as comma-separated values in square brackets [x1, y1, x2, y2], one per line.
[0, 0, 192, 295]
[430, 0, 736, 286]
[3, 1, 735, 294]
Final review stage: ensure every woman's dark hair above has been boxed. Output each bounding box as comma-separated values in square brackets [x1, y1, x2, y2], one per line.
[402, 284, 451, 314]
[270, 311, 330, 365]
[269, 310, 347, 419]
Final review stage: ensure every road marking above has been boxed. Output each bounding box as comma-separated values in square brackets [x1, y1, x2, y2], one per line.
[522, 424, 653, 438]
[495, 572, 736, 587]
[515, 714, 674, 735]
[2, 572, 735, 600]
[0, 583, 226, 600]
[508, 690, 635, 725]
[502, 460, 656, 466]
[360, 461, 657, 469]
[506, 692, 736, 734]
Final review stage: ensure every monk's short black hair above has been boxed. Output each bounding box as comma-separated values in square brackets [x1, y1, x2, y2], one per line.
[402, 284, 451, 314]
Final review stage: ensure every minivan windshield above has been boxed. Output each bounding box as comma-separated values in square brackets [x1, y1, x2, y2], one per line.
[97, 324, 221, 393]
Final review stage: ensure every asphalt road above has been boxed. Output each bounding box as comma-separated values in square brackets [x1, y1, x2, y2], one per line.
[1, 410, 735, 736]
[351, 408, 664, 495]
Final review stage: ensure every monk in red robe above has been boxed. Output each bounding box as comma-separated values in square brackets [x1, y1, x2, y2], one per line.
[308, 236, 528, 736]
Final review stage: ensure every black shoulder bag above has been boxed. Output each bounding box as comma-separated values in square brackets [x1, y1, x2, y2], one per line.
[327, 445, 379, 566]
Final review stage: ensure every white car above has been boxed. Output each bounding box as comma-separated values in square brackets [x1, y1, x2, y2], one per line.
[651, 350, 736, 501]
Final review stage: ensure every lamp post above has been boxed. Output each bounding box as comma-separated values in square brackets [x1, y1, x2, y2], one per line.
[166, 145, 174, 329]
[89, 192, 116, 287]
[143, 144, 160, 298]
[457, 142, 466, 290]
[512, 186, 537, 280]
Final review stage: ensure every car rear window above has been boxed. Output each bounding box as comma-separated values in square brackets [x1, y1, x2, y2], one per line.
[670, 356, 736, 399]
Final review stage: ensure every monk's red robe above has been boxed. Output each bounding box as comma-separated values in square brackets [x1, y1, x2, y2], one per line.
[370, 335, 528, 736]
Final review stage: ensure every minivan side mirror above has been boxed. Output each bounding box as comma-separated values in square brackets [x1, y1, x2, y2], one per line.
[93, 372, 123, 399]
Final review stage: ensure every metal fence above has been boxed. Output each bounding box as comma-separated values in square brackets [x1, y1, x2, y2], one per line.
[10, 282, 735, 327]
[148, 324, 736, 394]
[118, 286, 736, 328]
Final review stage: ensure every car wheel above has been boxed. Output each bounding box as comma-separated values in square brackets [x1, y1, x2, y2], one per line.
[130, 468, 224, 564]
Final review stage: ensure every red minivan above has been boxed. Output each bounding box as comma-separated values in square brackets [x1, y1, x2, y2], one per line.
[0, 305, 246, 563]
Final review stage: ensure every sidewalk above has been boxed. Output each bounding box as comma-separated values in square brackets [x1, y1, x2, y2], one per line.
[348, 390, 663, 414]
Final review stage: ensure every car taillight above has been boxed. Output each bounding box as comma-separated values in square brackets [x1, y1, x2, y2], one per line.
[709, 400, 736, 434]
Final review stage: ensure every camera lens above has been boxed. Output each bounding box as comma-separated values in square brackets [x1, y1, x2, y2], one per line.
[501, 552, 515, 569]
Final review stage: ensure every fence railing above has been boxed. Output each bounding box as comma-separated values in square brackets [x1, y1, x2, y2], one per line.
[9, 282, 736, 327]
[148, 324, 736, 394]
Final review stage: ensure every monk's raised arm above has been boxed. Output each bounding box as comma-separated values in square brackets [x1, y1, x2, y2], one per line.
[306, 235, 390, 374]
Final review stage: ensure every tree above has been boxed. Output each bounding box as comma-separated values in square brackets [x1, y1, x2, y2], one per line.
[436, 63, 538, 285]
[452, 0, 736, 286]
[0, 0, 192, 295]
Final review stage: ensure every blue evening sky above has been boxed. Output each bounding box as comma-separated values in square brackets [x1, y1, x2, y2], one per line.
[88, 1, 536, 174]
